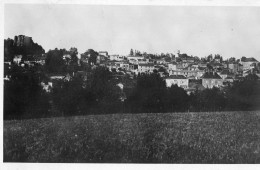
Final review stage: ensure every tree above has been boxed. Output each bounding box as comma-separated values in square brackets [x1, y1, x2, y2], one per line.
[130, 49, 134, 56]
[4, 66, 50, 119]
[45, 49, 65, 73]
[165, 85, 189, 112]
[225, 74, 260, 111]
[83, 49, 98, 65]
[207, 54, 213, 62]
[52, 76, 84, 116]
[126, 73, 167, 113]
[69, 47, 79, 63]
[4, 38, 15, 62]
[229, 57, 236, 63]
[191, 87, 226, 112]
[135, 50, 142, 56]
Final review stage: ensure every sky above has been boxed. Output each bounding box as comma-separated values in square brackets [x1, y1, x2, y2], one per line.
[4, 4, 260, 60]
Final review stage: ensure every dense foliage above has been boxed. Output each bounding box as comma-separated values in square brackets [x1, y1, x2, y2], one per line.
[4, 63, 260, 120]
[4, 65, 50, 120]
[4, 38, 45, 62]
[45, 48, 79, 73]
[3, 36, 260, 119]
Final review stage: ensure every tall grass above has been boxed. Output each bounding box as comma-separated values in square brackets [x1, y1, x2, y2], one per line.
[4, 111, 260, 163]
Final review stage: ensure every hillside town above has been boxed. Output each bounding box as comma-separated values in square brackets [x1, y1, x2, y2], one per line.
[4, 35, 260, 95]
[4, 4, 260, 164]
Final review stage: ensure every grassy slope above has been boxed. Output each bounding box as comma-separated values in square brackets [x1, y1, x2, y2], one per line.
[4, 111, 260, 163]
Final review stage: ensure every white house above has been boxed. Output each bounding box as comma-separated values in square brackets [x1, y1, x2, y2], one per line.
[109, 55, 124, 61]
[168, 62, 177, 71]
[137, 63, 155, 74]
[201, 72, 223, 89]
[165, 75, 189, 89]
[13, 55, 22, 65]
[240, 57, 258, 71]
[127, 55, 144, 61]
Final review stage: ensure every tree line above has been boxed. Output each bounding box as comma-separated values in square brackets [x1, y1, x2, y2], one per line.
[4, 64, 260, 120]
[4, 39, 260, 119]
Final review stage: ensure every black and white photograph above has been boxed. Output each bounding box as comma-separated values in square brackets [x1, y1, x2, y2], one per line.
[2, 0, 260, 168]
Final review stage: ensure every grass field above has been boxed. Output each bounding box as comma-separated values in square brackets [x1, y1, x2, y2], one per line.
[4, 111, 260, 163]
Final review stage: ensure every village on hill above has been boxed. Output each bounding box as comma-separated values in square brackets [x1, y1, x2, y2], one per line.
[4, 35, 260, 95]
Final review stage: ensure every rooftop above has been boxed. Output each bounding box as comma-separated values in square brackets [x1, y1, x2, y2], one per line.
[241, 57, 258, 62]
[201, 72, 222, 79]
[165, 75, 187, 79]
[138, 63, 154, 67]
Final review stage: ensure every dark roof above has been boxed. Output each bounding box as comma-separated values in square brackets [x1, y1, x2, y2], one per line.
[166, 75, 187, 79]
[198, 67, 205, 71]
[241, 57, 258, 62]
[225, 76, 233, 79]
[139, 63, 154, 67]
[201, 72, 222, 79]
[209, 62, 223, 67]
[169, 62, 177, 65]
[220, 69, 229, 75]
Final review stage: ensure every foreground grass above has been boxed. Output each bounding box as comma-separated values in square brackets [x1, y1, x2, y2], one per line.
[4, 111, 260, 163]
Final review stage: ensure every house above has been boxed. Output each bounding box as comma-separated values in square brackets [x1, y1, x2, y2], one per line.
[13, 55, 23, 65]
[198, 62, 207, 68]
[222, 61, 228, 69]
[188, 64, 199, 71]
[168, 62, 177, 71]
[201, 71, 223, 88]
[155, 59, 166, 65]
[243, 69, 252, 77]
[21, 55, 46, 67]
[107, 61, 118, 71]
[176, 63, 184, 70]
[127, 55, 144, 61]
[41, 82, 53, 93]
[214, 56, 221, 63]
[64, 73, 72, 81]
[98, 51, 108, 57]
[109, 55, 124, 61]
[49, 74, 66, 80]
[224, 76, 234, 83]
[165, 75, 189, 89]
[129, 64, 138, 72]
[181, 62, 189, 68]
[240, 57, 259, 71]
[97, 55, 107, 64]
[228, 62, 239, 73]
[219, 70, 235, 80]
[119, 62, 130, 70]
[210, 62, 224, 70]
[169, 69, 204, 79]
[181, 56, 195, 63]
[137, 63, 155, 74]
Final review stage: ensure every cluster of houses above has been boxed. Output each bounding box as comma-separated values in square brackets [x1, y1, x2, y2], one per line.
[82, 51, 260, 93]
[6, 49, 260, 95]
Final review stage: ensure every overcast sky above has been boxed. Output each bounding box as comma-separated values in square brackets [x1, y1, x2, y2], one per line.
[4, 4, 260, 60]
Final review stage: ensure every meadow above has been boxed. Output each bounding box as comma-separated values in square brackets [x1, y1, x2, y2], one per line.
[4, 111, 260, 163]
